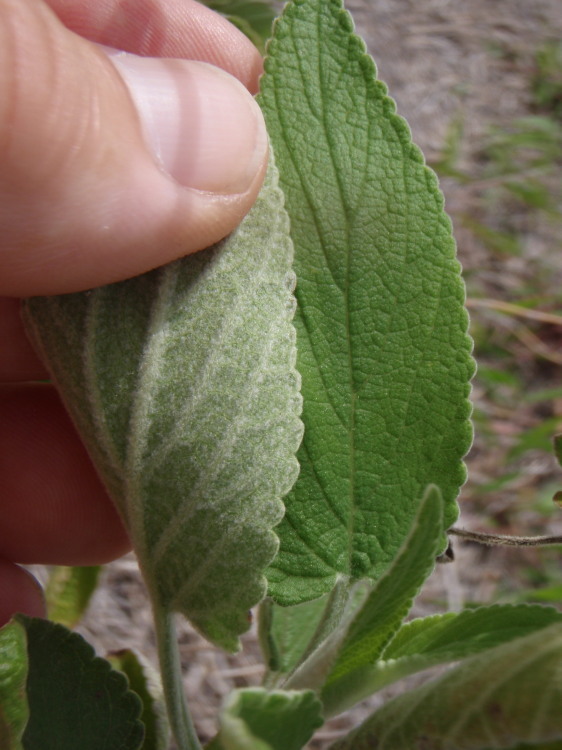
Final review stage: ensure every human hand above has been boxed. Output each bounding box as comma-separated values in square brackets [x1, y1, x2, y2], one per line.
[0, 0, 268, 625]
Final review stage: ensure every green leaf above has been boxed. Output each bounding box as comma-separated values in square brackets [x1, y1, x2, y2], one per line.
[259, 0, 474, 606]
[198, 0, 276, 52]
[15, 615, 143, 750]
[23, 160, 302, 650]
[107, 650, 169, 750]
[328, 622, 562, 750]
[383, 603, 562, 663]
[0, 620, 28, 750]
[325, 603, 562, 715]
[320, 486, 443, 713]
[44, 565, 101, 629]
[208, 688, 323, 750]
[258, 594, 332, 674]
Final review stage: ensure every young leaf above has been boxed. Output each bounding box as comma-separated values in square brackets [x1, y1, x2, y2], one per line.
[316, 486, 442, 708]
[259, 594, 332, 674]
[323, 603, 562, 716]
[384, 603, 562, 663]
[23, 160, 302, 650]
[0, 619, 28, 750]
[44, 565, 101, 629]
[15, 615, 143, 750]
[259, 0, 474, 606]
[207, 688, 323, 750]
[328, 622, 562, 750]
[107, 649, 170, 750]
[263, 578, 362, 688]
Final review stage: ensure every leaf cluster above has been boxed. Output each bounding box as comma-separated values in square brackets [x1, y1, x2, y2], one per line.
[2, 0, 562, 749]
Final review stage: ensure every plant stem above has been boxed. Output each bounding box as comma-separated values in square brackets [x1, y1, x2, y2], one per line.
[153, 605, 202, 750]
[283, 579, 358, 691]
[450, 526, 562, 548]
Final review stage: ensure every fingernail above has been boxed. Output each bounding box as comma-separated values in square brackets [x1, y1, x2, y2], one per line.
[105, 50, 268, 193]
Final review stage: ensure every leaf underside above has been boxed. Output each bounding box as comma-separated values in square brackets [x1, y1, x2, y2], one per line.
[259, 0, 474, 605]
[24, 161, 302, 650]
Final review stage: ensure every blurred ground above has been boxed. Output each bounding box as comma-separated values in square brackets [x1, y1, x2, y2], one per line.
[53, 1, 562, 746]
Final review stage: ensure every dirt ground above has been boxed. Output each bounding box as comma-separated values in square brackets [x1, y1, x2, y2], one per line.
[38, 1, 562, 747]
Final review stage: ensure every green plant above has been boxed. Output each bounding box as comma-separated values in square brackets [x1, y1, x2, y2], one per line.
[2, 1, 562, 748]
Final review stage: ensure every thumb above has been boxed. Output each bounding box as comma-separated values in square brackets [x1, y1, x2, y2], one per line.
[0, 0, 268, 296]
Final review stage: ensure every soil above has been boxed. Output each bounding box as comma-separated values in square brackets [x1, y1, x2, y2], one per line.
[31, 1, 562, 747]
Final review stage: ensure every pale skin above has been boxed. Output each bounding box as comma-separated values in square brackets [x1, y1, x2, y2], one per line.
[0, 0, 268, 625]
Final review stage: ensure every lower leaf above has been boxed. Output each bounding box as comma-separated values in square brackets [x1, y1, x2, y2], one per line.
[323, 603, 562, 716]
[15, 616, 144, 750]
[328, 622, 562, 750]
[0, 620, 28, 750]
[107, 649, 169, 750]
[208, 688, 323, 750]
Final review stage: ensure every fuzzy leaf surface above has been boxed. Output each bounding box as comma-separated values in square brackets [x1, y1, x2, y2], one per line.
[319, 486, 442, 711]
[259, 0, 474, 605]
[0, 620, 28, 750]
[16, 616, 143, 750]
[323, 603, 562, 715]
[329, 622, 562, 750]
[24, 162, 302, 650]
[259, 594, 331, 674]
[208, 688, 323, 750]
[383, 602, 562, 663]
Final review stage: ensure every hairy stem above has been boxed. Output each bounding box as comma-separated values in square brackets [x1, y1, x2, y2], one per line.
[450, 526, 562, 548]
[153, 605, 202, 750]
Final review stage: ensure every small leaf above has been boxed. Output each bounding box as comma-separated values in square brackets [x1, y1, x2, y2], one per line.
[15, 615, 143, 750]
[0, 620, 28, 750]
[107, 649, 169, 750]
[259, 0, 474, 606]
[319, 486, 442, 712]
[323, 603, 562, 716]
[23, 160, 302, 650]
[328, 622, 562, 750]
[258, 594, 332, 673]
[44, 565, 101, 628]
[208, 688, 323, 750]
[383, 603, 562, 663]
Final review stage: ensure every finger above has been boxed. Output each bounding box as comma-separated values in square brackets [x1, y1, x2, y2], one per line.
[0, 0, 268, 296]
[45, 0, 263, 93]
[0, 559, 46, 627]
[0, 297, 48, 382]
[0, 384, 130, 565]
